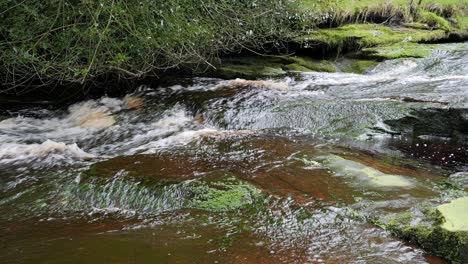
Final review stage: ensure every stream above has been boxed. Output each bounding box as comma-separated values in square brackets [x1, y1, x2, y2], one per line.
[1, 42, 467, 263]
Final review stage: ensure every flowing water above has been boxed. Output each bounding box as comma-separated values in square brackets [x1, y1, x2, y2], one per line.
[1, 43, 468, 263]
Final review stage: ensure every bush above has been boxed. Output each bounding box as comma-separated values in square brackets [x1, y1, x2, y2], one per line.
[0, 0, 301, 92]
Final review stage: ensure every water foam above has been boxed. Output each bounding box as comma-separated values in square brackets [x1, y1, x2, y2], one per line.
[0, 140, 94, 163]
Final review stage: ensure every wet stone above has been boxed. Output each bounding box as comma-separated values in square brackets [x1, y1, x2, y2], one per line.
[317, 155, 413, 188]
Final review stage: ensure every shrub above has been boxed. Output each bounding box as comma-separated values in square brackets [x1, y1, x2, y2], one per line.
[0, 0, 300, 92]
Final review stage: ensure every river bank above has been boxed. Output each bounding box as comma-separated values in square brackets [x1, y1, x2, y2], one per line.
[1, 0, 467, 102]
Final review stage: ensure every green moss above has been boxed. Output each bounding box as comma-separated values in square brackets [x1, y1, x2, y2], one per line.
[390, 224, 468, 263]
[294, 24, 447, 51]
[363, 43, 433, 59]
[455, 16, 468, 30]
[343, 60, 379, 74]
[217, 57, 287, 79]
[76, 166, 263, 213]
[419, 11, 452, 30]
[284, 56, 336, 72]
[189, 177, 262, 212]
[377, 201, 468, 263]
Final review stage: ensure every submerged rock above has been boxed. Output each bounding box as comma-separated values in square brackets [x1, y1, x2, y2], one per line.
[74, 156, 263, 213]
[123, 95, 144, 110]
[77, 112, 115, 128]
[316, 155, 413, 187]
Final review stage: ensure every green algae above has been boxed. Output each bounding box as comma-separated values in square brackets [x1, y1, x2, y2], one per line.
[189, 177, 262, 212]
[74, 164, 263, 213]
[437, 197, 468, 232]
[363, 43, 433, 59]
[318, 155, 413, 187]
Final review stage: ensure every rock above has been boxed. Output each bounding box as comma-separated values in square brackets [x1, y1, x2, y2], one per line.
[362, 43, 434, 59]
[318, 155, 413, 187]
[123, 95, 144, 110]
[77, 111, 115, 128]
[216, 56, 337, 79]
[216, 56, 287, 79]
[217, 80, 288, 91]
[342, 60, 379, 74]
[283, 56, 336, 73]
[77, 158, 262, 213]
[384, 107, 468, 142]
[293, 24, 447, 52]
[437, 197, 468, 232]
[373, 197, 468, 263]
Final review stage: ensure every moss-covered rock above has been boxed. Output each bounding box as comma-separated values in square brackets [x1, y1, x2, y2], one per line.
[283, 56, 336, 72]
[189, 176, 262, 212]
[384, 200, 468, 263]
[216, 55, 337, 78]
[362, 43, 434, 59]
[437, 197, 468, 232]
[294, 24, 447, 51]
[342, 60, 379, 73]
[393, 224, 468, 263]
[76, 156, 263, 213]
[216, 57, 287, 79]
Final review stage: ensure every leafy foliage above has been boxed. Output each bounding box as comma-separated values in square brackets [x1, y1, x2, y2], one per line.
[0, 0, 301, 92]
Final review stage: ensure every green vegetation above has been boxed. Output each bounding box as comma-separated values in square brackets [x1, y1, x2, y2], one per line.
[76, 166, 262, 213]
[284, 56, 337, 72]
[343, 60, 379, 73]
[1, 0, 467, 93]
[0, 0, 298, 92]
[190, 177, 262, 212]
[217, 57, 288, 79]
[294, 24, 447, 51]
[362, 43, 434, 59]
[383, 204, 468, 263]
[419, 11, 452, 30]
